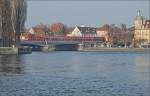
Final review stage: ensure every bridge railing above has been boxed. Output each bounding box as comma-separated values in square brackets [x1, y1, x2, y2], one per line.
[23, 35, 105, 42]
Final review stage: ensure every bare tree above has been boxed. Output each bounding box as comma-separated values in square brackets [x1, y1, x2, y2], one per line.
[11, 0, 27, 44]
[0, 0, 27, 47]
[102, 24, 113, 47]
[50, 22, 66, 36]
[121, 24, 128, 47]
[134, 39, 148, 47]
[0, 0, 2, 39]
[34, 23, 50, 36]
[0, 0, 13, 47]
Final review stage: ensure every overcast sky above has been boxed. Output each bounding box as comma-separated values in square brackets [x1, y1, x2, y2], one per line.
[26, 0, 149, 28]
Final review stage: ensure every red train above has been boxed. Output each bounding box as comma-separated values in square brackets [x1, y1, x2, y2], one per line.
[24, 35, 105, 42]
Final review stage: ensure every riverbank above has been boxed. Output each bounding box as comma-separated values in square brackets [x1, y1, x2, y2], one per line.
[0, 47, 18, 55]
[81, 47, 150, 52]
[0, 47, 32, 55]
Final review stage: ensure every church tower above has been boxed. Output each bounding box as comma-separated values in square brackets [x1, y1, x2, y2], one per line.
[135, 10, 143, 29]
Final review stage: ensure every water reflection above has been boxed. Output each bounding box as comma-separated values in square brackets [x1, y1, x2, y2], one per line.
[0, 55, 24, 75]
[134, 54, 150, 72]
[0, 52, 149, 96]
[134, 53, 150, 81]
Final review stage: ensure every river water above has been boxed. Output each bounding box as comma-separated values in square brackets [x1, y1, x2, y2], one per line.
[0, 51, 150, 96]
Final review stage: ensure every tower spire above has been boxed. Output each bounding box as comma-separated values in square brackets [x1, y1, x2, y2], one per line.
[137, 10, 142, 16]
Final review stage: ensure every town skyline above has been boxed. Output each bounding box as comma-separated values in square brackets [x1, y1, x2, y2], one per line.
[26, 0, 149, 28]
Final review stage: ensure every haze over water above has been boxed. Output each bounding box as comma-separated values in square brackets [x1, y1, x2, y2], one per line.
[0, 52, 149, 96]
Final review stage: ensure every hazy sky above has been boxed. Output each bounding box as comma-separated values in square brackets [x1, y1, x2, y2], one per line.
[26, 0, 149, 28]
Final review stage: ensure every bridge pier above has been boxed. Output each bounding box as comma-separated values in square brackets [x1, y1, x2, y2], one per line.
[0, 47, 18, 55]
[93, 43, 97, 47]
[42, 44, 55, 52]
[78, 43, 84, 51]
[0, 46, 32, 55]
[55, 44, 78, 51]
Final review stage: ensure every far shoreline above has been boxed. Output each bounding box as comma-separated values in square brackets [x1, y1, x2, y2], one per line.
[80, 48, 150, 52]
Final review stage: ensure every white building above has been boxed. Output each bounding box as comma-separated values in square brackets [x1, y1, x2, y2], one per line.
[28, 27, 35, 35]
[67, 26, 97, 37]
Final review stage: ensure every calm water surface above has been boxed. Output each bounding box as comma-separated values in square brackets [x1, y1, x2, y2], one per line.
[0, 52, 150, 96]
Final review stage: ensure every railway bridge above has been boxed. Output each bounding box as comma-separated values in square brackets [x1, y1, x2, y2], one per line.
[20, 36, 105, 51]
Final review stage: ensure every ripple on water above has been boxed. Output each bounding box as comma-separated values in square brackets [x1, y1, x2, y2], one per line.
[0, 52, 149, 96]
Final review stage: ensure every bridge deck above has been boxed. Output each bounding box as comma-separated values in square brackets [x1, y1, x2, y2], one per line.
[20, 36, 105, 46]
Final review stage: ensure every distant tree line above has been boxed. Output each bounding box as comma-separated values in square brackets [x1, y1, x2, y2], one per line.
[0, 0, 27, 47]
[31, 22, 74, 36]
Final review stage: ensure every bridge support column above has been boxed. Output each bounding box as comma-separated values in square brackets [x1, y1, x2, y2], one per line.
[42, 44, 55, 52]
[93, 43, 97, 48]
[78, 43, 84, 51]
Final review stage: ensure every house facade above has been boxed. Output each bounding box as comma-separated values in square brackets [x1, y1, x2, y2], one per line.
[67, 26, 97, 37]
[96, 28, 108, 38]
[134, 10, 150, 46]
